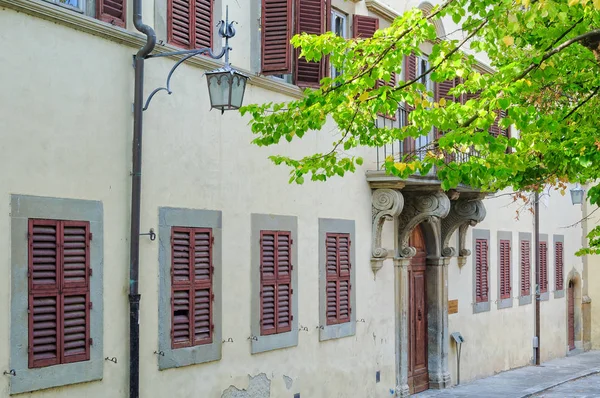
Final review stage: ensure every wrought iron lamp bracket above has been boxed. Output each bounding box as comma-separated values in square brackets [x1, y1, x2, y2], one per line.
[142, 9, 237, 111]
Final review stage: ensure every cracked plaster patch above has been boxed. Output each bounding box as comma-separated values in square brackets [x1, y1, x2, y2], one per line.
[221, 373, 271, 398]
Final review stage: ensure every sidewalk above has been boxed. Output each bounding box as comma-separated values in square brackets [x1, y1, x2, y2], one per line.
[415, 350, 600, 398]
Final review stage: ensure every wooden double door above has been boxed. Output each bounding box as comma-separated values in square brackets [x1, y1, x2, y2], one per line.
[407, 226, 429, 394]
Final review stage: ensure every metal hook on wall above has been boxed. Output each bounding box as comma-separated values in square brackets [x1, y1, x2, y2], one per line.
[316, 325, 324, 330]
[3, 369, 16, 377]
[299, 325, 309, 332]
[247, 335, 258, 341]
[356, 319, 366, 323]
[105, 357, 118, 364]
[153, 350, 165, 357]
[222, 338, 234, 343]
[140, 228, 156, 241]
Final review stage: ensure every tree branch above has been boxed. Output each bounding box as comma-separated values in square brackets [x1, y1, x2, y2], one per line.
[561, 86, 600, 121]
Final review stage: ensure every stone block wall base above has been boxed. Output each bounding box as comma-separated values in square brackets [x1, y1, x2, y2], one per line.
[395, 384, 410, 397]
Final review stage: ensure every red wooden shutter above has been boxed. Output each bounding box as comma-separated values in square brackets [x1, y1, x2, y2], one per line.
[61, 221, 90, 364]
[260, 231, 293, 335]
[171, 228, 192, 348]
[325, 233, 351, 325]
[295, 0, 329, 87]
[29, 220, 91, 368]
[539, 242, 548, 293]
[97, 0, 126, 28]
[499, 240, 511, 300]
[352, 15, 378, 38]
[475, 239, 488, 303]
[29, 220, 60, 368]
[555, 242, 564, 291]
[168, 0, 213, 50]
[520, 240, 531, 296]
[403, 54, 418, 155]
[171, 227, 213, 348]
[261, 0, 293, 74]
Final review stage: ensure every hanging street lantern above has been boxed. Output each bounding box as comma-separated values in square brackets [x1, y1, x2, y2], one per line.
[570, 184, 585, 205]
[206, 65, 249, 114]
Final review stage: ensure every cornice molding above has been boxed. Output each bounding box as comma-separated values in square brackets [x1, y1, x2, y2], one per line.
[0, 0, 304, 99]
[365, 0, 399, 22]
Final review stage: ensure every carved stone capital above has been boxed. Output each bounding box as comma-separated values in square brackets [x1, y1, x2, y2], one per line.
[441, 198, 486, 258]
[397, 192, 450, 258]
[371, 189, 404, 274]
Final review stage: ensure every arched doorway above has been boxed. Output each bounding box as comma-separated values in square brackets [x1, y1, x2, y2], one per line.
[408, 225, 429, 394]
[568, 280, 575, 351]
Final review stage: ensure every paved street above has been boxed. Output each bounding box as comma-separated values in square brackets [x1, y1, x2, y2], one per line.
[532, 374, 600, 397]
[415, 351, 600, 398]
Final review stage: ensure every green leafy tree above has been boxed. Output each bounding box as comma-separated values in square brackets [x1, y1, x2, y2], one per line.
[241, 0, 600, 253]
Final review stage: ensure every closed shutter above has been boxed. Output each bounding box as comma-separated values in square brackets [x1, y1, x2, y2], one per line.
[295, 0, 329, 87]
[352, 14, 378, 38]
[539, 242, 548, 293]
[555, 242, 564, 291]
[325, 233, 351, 325]
[403, 54, 418, 155]
[168, 0, 213, 50]
[170, 227, 213, 349]
[520, 240, 531, 296]
[261, 0, 293, 74]
[260, 231, 294, 335]
[434, 79, 456, 140]
[28, 219, 91, 368]
[97, 0, 126, 28]
[499, 240, 511, 300]
[475, 239, 489, 303]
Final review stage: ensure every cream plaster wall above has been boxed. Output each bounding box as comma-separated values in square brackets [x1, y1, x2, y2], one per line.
[0, 1, 588, 397]
[583, 202, 600, 350]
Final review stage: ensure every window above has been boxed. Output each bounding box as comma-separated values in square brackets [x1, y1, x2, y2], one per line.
[325, 233, 351, 324]
[520, 239, 531, 297]
[539, 241, 548, 294]
[330, 9, 348, 79]
[28, 219, 92, 368]
[167, 0, 213, 50]
[260, 0, 329, 87]
[10, 195, 103, 394]
[475, 239, 489, 303]
[157, 207, 222, 370]
[170, 227, 213, 348]
[259, 230, 293, 335]
[497, 234, 512, 309]
[319, 219, 355, 341]
[251, 214, 298, 354]
[43, 0, 126, 27]
[554, 235, 565, 297]
[472, 229, 490, 313]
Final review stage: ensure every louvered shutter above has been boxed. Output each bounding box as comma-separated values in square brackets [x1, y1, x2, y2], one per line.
[171, 227, 213, 348]
[61, 221, 90, 364]
[520, 240, 531, 296]
[555, 242, 564, 291]
[295, 0, 329, 87]
[403, 54, 418, 156]
[29, 220, 91, 368]
[352, 14, 378, 38]
[325, 233, 351, 325]
[475, 239, 488, 303]
[499, 240, 511, 300]
[260, 231, 293, 335]
[29, 220, 60, 368]
[539, 242, 548, 293]
[168, 0, 213, 50]
[434, 79, 455, 140]
[261, 0, 293, 74]
[97, 0, 126, 28]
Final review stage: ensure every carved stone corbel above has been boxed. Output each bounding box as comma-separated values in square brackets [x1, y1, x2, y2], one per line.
[397, 192, 451, 258]
[371, 189, 404, 275]
[440, 198, 486, 264]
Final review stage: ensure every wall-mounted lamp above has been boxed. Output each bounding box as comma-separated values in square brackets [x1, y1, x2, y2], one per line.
[570, 184, 585, 205]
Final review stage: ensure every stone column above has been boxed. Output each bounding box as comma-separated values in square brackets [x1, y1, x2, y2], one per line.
[394, 257, 411, 398]
[426, 257, 451, 389]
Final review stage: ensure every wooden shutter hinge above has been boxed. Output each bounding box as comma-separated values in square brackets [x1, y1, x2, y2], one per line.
[291, 289, 294, 294]
[211, 236, 215, 246]
[89, 232, 93, 241]
[89, 268, 93, 277]
[89, 301, 93, 310]
[89, 338, 94, 346]
[211, 293, 215, 301]
[291, 315, 294, 321]
[211, 324, 215, 332]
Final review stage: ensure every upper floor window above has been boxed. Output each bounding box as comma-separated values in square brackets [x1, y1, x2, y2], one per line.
[330, 9, 348, 79]
[167, 0, 213, 50]
[43, 0, 126, 27]
[539, 241, 548, 293]
[475, 238, 489, 304]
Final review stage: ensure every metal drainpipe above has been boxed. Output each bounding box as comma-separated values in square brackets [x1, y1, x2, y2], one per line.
[130, 1, 156, 397]
[534, 191, 541, 365]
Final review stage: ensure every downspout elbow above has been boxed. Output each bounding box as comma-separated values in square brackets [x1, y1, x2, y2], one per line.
[133, 0, 156, 58]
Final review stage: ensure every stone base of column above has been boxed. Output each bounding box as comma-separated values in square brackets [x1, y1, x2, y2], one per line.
[394, 384, 410, 397]
[429, 372, 452, 389]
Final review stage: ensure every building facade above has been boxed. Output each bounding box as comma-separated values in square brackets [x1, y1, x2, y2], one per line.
[0, 0, 588, 397]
